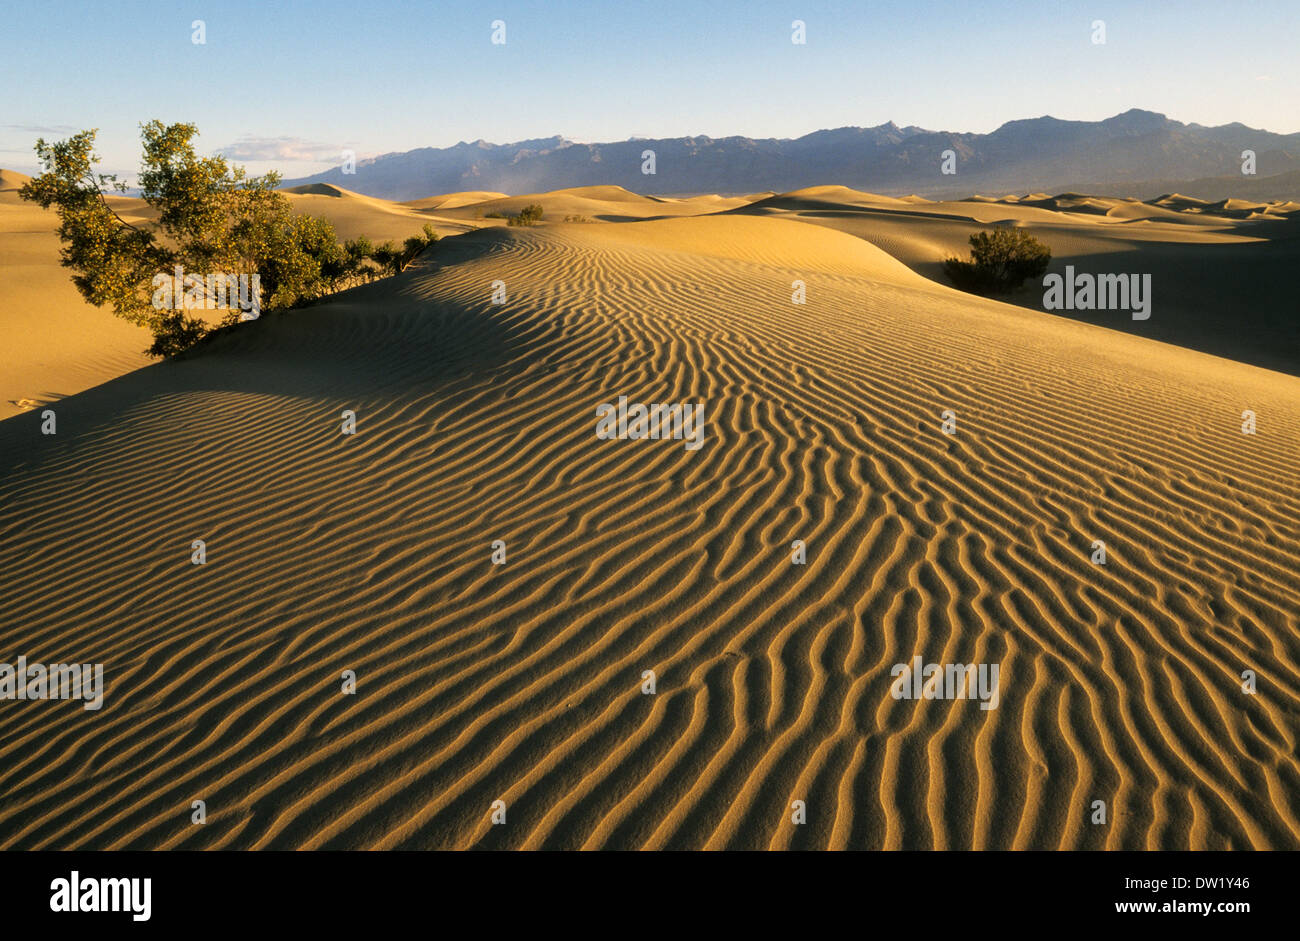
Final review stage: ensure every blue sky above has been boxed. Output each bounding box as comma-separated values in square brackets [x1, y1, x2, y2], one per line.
[1, 0, 1295, 181]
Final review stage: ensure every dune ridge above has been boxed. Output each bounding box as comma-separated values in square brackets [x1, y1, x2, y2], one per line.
[0, 169, 33, 192]
[1, 213, 1297, 849]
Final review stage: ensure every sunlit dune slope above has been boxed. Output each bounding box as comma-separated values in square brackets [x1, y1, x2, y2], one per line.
[0, 188, 153, 419]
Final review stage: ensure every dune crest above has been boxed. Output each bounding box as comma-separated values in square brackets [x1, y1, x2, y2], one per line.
[0, 169, 32, 192]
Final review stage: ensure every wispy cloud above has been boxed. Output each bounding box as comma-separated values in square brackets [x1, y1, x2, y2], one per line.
[2, 124, 80, 135]
[214, 136, 352, 162]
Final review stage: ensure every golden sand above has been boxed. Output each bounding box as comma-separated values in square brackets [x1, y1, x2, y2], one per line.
[1, 182, 1296, 848]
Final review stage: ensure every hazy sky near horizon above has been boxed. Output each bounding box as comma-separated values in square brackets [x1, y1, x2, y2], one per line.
[2, 0, 1295, 180]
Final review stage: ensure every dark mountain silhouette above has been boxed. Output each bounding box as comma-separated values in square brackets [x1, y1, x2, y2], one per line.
[281, 110, 1300, 200]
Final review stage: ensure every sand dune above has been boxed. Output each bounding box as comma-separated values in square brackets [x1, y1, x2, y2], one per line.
[2, 175, 733, 419]
[5, 171, 1296, 414]
[280, 184, 478, 242]
[0, 188, 153, 419]
[0, 169, 33, 191]
[1154, 193, 1213, 210]
[423, 185, 760, 225]
[1, 209, 1297, 850]
[732, 187, 1300, 375]
[281, 183, 356, 197]
[780, 185, 914, 206]
[0, 177, 484, 418]
[402, 191, 510, 210]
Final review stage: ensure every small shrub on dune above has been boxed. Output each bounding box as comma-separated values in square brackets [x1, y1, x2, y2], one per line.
[397, 223, 441, 271]
[943, 227, 1051, 295]
[368, 240, 400, 276]
[506, 203, 544, 227]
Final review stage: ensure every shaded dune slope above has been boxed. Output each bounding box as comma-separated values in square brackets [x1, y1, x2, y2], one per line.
[0, 215, 1297, 849]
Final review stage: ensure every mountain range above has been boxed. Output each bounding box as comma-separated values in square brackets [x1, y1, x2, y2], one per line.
[281, 109, 1300, 200]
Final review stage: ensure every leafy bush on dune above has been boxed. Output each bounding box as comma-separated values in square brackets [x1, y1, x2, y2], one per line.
[943, 227, 1051, 295]
[20, 122, 439, 356]
[371, 225, 441, 277]
[506, 203, 544, 226]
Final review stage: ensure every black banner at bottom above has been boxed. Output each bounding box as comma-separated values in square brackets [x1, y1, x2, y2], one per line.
[0, 850, 1285, 929]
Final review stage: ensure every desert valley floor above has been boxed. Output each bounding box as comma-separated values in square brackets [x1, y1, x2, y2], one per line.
[1, 174, 1298, 848]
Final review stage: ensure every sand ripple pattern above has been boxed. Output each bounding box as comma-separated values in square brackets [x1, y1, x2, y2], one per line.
[0, 216, 1297, 849]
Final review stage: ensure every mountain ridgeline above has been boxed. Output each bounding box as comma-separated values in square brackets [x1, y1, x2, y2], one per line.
[283, 110, 1300, 200]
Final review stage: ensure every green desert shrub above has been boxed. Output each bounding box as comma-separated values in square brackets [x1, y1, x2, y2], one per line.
[358, 225, 440, 277]
[506, 203, 544, 226]
[397, 223, 440, 272]
[943, 227, 1051, 295]
[20, 121, 440, 355]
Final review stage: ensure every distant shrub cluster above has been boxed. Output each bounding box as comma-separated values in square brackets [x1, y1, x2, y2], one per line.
[506, 203, 544, 226]
[20, 121, 439, 357]
[563, 214, 594, 223]
[943, 227, 1051, 295]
